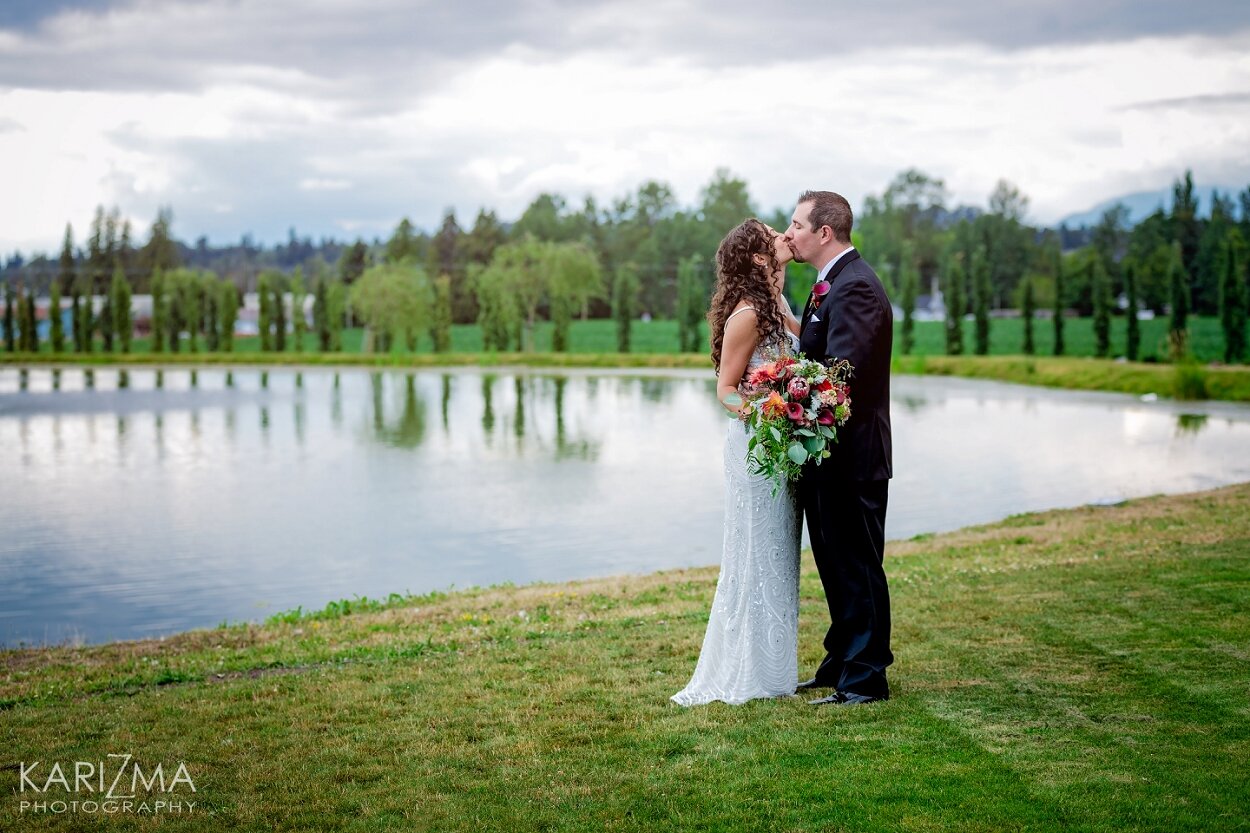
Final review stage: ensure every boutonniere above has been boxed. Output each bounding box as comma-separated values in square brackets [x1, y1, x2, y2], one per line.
[808, 280, 830, 308]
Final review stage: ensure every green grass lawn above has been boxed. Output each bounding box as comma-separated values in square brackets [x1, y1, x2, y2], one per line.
[11, 315, 1238, 361]
[3, 484, 1248, 831]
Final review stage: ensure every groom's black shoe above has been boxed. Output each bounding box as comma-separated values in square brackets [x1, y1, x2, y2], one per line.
[808, 691, 886, 706]
[795, 678, 837, 692]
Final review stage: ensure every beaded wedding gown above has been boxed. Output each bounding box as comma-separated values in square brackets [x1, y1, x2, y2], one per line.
[672, 328, 802, 706]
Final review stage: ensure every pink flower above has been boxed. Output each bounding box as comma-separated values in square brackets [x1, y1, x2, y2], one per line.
[785, 401, 805, 421]
[787, 378, 809, 400]
[809, 280, 831, 307]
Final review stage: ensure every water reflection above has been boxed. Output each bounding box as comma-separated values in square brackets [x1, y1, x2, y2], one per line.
[1176, 413, 1209, 435]
[369, 373, 427, 449]
[1, 366, 1248, 647]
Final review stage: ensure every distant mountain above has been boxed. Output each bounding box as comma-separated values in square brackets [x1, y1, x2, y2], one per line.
[1057, 185, 1244, 228]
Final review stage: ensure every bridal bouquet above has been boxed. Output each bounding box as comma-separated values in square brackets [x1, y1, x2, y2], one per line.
[730, 353, 853, 493]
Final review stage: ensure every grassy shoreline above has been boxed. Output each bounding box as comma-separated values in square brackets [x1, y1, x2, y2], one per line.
[3, 483, 1248, 831]
[5, 349, 1250, 402]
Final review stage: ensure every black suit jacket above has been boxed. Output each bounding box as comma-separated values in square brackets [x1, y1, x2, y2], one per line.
[799, 250, 893, 482]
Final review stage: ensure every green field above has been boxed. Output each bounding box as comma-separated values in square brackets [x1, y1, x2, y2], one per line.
[12, 315, 1238, 362]
[3, 484, 1248, 831]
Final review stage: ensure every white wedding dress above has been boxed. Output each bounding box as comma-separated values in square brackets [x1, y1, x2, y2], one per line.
[672, 326, 802, 706]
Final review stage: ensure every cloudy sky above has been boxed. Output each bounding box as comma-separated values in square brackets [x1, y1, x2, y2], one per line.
[2, 0, 1249, 255]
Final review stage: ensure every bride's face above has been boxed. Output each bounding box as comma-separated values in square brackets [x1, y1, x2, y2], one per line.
[766, 224, 794, 267]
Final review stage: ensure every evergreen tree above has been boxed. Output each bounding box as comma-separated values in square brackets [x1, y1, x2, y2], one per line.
[289, 267, 307, 351]
[55, 224, 73, 353]
[98, 290, 115, 352]
[49, 278, 64, 353]
[675, 254, 706, 353]
[110, 264, 133, 353]
[943, 256, 965, 355]
[1219, 230, 1247, 363]
[257, 271, 274, 351]
[612, 263, 639, 353]
[1168, 240, 1189, 357]
[139, 207, 180, 288]
[272, 271, 287, 352]
[150, 269, 167, 353]
[201, 273, 220, 351]
[70, 288, 85, 352]
[430, 274, 452, 352]
[385, 218, 421, 264]
[972, 245, 991, 355]
[4, 282, 15, 352]
[21, 287, 38, 351]
[328, 280, 346, 351]
[899, 243, 918, 355]
[1052, 244, 1066, 356]
[1091, 256, 1111, 358]
[1021, 276, 1035, 355]
[1171, 171, 1199, 305]
[217, 279, 241, 352]
[1125, 261, 1141, 361]
[314, 275, 331, 351]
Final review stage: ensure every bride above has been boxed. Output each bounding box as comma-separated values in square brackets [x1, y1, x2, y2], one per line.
[672, 218, 803, 706]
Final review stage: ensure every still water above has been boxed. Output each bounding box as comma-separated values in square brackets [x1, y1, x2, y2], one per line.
[2, 365, 1249, 647]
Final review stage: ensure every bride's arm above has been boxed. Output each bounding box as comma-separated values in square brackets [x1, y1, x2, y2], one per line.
[716, 310, 760, 417]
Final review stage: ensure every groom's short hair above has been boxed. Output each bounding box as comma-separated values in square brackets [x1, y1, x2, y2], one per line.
[798, 190, 853, 244]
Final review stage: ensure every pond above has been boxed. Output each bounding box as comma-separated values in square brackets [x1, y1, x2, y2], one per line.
[2, 365, 1248, 647]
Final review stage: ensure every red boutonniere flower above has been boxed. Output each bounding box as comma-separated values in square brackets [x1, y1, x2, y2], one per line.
[809, 280, 831, 308]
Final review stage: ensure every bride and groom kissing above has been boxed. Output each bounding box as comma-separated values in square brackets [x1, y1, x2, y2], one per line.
[672, 190, 894, 707]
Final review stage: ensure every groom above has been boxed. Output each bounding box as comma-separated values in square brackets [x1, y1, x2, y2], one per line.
[784, 190, 894, 706]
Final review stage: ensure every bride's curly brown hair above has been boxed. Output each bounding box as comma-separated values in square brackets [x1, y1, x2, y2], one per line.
[708, 218, 788, 372]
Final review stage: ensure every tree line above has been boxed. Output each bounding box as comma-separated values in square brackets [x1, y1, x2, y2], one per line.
[3, 168, 1249, 362]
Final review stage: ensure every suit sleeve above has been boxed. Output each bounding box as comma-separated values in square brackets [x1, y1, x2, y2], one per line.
[824, 275, 885, 374]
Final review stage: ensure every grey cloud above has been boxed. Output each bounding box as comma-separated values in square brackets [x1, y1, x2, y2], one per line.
[1121, 91, 1250, 111]
[0, 117, 23, 132]
[104, 121, 567, 245]
[2, 0, 1247, 100]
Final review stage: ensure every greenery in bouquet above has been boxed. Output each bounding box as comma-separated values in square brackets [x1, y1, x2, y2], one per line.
[737, 353, 853, 493]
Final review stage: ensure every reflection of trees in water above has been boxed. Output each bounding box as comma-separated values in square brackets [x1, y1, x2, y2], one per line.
[552, 376, 597, 461]
[261, 372, 269, 390]
[475, 374, 600, 461]
[637, 377, 671, 403]
[294, 401, 306, 446]
[482, 374, 497, 439]
[1176, 413, 1209, 435]
[331, 373, 343, 428]
[369, 372, 427, 449]
[514, 376, 526, 446]
[441, 375, 452, 434]
[898, 395, 927, 414]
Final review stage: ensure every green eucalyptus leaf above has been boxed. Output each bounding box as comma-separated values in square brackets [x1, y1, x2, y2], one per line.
[787, 442, 808, 464]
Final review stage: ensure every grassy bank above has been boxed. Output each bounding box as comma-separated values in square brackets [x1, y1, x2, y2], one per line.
[3, 484, 1248, 831]
[8, 315, 1238, 361]
[6, 348, 1250, 402]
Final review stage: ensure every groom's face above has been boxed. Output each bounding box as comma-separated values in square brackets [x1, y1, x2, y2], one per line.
[784, 201, 821, 265]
